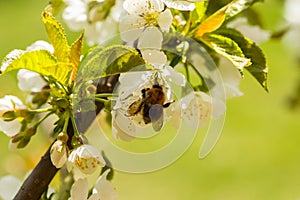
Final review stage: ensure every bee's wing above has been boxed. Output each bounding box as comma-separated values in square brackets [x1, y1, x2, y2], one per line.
[128, 98, 144, 115]
[149, 104, 164, 132]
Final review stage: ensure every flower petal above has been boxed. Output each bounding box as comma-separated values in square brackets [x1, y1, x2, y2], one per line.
[0, 95, 25, 113]
[112, 119, 135, 141]
[163, 0, 196, 11]
[111, 110, 143, 137]
[158, 9, 173, 32]
[119, 15, 145, 42]
[0, 175, 22, 200]
[123, 0, 164, 15]
[93, 169, 117, 200]
[149, 0, 165, 12]
[17, 69, 47, 92]
[69, 178, 89, 200]
[163, 66, 186, 86]
[63, 0, 88, 31]
[50, 140, 68, 168]
[26, 40, 54, 53]
[137, 27, 163, 50]
[123, 0, 149, 15]
[218, 58, 243, 99]
[67, 145, 105, 175]
[141, 50, 167, 68]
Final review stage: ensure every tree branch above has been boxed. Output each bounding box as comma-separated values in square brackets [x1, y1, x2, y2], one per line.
[13, 75, 119, 200]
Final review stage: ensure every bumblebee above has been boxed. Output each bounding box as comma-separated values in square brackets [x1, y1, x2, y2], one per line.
[128, 84, 172, 132]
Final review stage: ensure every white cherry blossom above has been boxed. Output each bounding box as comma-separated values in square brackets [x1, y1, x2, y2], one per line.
[63, 0, 123, 45]
[285, 0, 300, 25]
[284, 0, 300, 52]
[215, 58, 244, 99]
[163, 0, 197, 11]
[0, 175, 22, 200]
[112, 67, 185, 138]
[17, 69, 47, 93]
[119, 0, 173, 46]
[228, 18, 270, 44]
[69, 169, 117, 200]
[168, 91, 225, 130]
[0, 95, 26, 137]
[67, 144, 106, 175]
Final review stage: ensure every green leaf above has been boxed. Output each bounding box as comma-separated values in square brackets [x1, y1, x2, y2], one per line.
[193, 0, 257, 38]
[1, 50, 72, 84]
[194, 4, 228, 38]
[191, 1, 208, 24]
[77, 45, 147, 81]
[42, 6, 70, 63]
[50, 0, 65, 15]
[225, 0, 256, 19]
[201, 34, 251, 70]
[70, 32, 84, 82]
[215, 28, 268, 91]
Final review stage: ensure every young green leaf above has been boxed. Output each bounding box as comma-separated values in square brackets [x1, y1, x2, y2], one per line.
[50, 0, 65, 15]
[194, 4, 228, 38]
[42, 6, 70, 63]
[201, 34, 251, 70]
[193, 0, 257, 38]
[1, 50, 72, 84]
[70, 32, 84, 82]
[76, 45, 147, 81]
[215, 28, 268, 91]
[191, 1, 209, 24]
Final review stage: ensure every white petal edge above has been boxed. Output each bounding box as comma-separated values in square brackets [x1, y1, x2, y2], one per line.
[163, 66, 186, 86]
[119, 15, 145, 42]
[69, 178, 89, 200]
[141, 50, 167, 68]
[0, 175, 22, 200]
[158, 9, 173, 32]
[137, 27, 163, 50]
[93, 169, 117, 200]
[163, 0, 196, 11]
[17, 69, 46, 92]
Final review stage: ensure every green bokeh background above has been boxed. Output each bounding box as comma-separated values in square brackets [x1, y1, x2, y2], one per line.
[1, 0, 300, 199]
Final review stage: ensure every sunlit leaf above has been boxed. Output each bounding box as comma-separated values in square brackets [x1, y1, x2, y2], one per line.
[42, 6, 70, 63]
[77, 45, 147, 81]
[191, 1, 208, 24]
[194, 0, 257, 38]
[194, 4, 228, 37]
[201, 34, 251, 70]
[216, 28, 268, 91]
[1, 50, 72, 84]
[70, 32, 84, 82]
[50, 0, 65, 15]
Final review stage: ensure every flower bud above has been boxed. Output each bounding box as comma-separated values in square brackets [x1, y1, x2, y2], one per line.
[1, 111, 17, 121]
[50, 140, 68, 168]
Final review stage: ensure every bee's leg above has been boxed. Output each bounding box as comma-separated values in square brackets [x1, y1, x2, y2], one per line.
[142, 88, 149, 98]
[163, 101, 174, 108]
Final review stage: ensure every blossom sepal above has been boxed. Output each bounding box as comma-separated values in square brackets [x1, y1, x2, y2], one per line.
[11, 126, 37, 149]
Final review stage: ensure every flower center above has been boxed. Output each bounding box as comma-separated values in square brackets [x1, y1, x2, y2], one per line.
[143, 12, 159, 26]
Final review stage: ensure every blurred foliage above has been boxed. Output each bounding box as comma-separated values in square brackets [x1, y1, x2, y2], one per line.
[1, 0, 300, 200]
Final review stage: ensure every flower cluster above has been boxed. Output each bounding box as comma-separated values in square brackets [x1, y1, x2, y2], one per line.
[0, 0, 270, 199]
